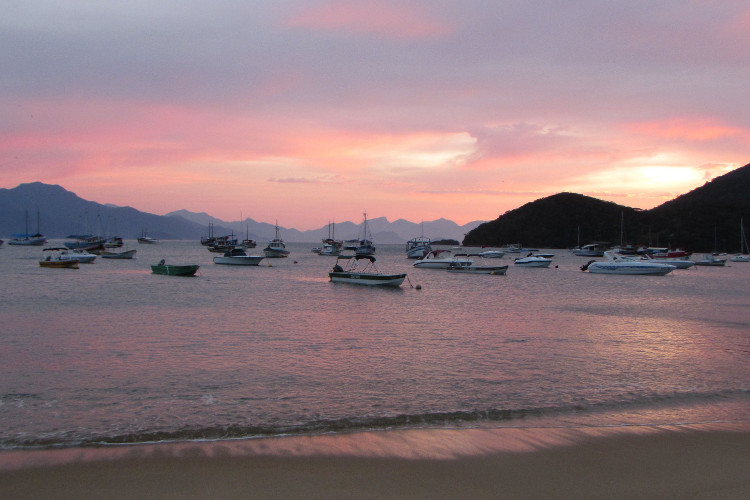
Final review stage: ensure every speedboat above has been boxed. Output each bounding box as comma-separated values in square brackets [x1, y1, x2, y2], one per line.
[513, 253, 552, 268]
[59, 248, 97, 263]
[447, 255, 508, 275]
[581, 251, 675, 275]
[477, 249, 505, 259]
[413, 250, 473, 269]
[329, 255, 407, 286]
[213, 247, 265, 265]
[641, 254, 694, 269]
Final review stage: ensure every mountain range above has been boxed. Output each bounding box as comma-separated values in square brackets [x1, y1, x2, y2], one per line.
[3, 162, 748, 250]
[0, 183, 483, 243]
[463, 162, 750, 253]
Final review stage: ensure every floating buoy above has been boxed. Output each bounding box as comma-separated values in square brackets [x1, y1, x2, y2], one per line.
[415, 284, 422, 290]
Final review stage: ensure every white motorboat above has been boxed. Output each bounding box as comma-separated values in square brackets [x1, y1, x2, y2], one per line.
[329, 255, 406, 286]
[693, 254, 726, 267]
[264, 223, 290, 258]
[581, 251, 675, 275]
[640, 254, 694, 269]
[513, 253, 552, 268]
[477, 250, 505, 259]
[214, 247, 265, 265]
[59, 248, 97, 263]
[413, 250, 473, 269]
[447, 255, 508, 275]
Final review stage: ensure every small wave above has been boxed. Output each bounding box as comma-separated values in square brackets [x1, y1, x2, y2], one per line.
[2, 388, 748, 450]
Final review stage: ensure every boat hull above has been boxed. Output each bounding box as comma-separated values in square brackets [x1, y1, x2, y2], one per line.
[213, 255, 264, 265]
[447, 265, 508, 275]
[151, 264, 199, 276]
[414, 258, 473, 269]
[513, 259, 552, 268]
[329, 272, 406, 286]
[39, 260, 79, 269]
[263, 248, 290, 258]
[586, 263, 675, 275]
[9, 237, 46, 246]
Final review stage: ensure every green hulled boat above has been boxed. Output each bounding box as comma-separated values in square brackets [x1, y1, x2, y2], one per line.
[151, 259, 199, 276]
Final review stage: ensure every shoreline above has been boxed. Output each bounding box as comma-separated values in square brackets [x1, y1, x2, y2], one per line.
[2, 422, 750, 499]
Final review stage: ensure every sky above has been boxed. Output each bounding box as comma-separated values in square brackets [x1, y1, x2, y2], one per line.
[2, 1, 749, 230]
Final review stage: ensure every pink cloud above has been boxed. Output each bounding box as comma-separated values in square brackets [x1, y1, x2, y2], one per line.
[285, 1, 452, 39]
[625, 118, 743, 142]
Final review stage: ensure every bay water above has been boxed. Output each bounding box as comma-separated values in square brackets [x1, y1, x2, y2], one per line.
[1, 241, 749, 449]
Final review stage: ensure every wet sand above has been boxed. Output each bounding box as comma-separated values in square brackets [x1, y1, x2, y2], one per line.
[1, 424, 749, 499]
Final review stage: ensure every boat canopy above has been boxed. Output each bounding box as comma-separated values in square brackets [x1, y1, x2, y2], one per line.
[43, 247, 68, 251]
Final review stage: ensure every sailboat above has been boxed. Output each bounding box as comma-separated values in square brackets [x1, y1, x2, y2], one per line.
[8, 210, 46, 246]
[730, 218, 749, 262]
[319, 220, 342, 256]
[355, 211, 376, 256]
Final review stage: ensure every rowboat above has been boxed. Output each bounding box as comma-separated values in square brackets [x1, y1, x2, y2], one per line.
[101, 249, 137, 259]
[151, 259, 199, 276]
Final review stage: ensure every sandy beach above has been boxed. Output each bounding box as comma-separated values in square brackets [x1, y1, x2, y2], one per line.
[2, 423, 749, 499]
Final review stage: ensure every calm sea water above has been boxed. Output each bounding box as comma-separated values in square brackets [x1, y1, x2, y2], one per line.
[1, 241, 749, 449]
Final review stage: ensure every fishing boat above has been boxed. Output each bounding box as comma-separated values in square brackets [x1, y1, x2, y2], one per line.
[137, 230, 158, 244]
[263, 223, 290, 258]
[581, 251, 675, 275]
[413, 250, 473, 269]
[39, 248, 79, 268]
[571, 243, 606, 257]
[151, 259, 199, 276]
[100, 249, 137, 259]
[446, 254, 508, 275]
[405, 223, 431, 259]
[213, 247, 264, 265]
[513, 253, 552, 268]
[329, 255, 407, 286]
[8, 210, 46, 246]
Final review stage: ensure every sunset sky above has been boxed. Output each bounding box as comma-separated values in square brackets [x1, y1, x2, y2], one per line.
[2, 1, 749, 229]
